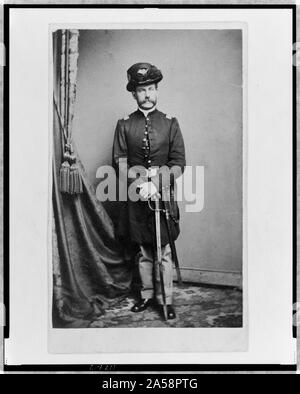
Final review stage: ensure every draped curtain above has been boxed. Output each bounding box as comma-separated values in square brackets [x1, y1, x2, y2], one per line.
[52, 30, 133, 328]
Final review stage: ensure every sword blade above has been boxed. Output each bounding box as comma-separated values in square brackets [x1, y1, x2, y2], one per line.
[155, 198, 168, 320]
[162, 189, 183, 285]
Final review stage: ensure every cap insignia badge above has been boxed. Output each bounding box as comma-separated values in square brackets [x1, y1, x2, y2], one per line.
[137, 68, 148, 76]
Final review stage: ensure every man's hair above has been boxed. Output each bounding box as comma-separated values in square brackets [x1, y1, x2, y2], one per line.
[134, 83, 158, 93]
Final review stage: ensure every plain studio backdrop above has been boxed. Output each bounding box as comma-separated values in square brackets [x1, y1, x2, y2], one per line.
[72, 29, 243, 282]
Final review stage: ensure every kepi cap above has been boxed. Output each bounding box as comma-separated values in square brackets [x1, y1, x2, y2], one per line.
[126, 62, 163, 92]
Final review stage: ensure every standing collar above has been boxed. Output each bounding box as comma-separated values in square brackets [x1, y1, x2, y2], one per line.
[137, 106, 157, 117]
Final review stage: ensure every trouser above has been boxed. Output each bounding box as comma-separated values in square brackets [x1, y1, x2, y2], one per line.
[138, 243, 173, 305]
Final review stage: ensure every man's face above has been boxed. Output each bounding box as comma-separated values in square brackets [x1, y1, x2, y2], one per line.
[132, 83, 158, 110]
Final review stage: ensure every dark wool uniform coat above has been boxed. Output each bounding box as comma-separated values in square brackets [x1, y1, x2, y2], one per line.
[112, 108, 186, 246]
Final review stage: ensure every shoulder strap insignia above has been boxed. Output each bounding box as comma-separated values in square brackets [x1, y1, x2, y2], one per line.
[166, 114, 172, 120]
[123, 115, 130, 121]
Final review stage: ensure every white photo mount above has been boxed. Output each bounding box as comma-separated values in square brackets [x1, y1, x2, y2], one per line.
[3, 5, 296, 368]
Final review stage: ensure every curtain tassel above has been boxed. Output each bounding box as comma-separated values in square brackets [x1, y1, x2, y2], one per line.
[70, 162, 83, 194]
[59, 160, 71, 193]
[59, 147, 83, 195]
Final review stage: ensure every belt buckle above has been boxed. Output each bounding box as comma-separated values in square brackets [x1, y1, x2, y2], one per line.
[148, 168, 158, 178]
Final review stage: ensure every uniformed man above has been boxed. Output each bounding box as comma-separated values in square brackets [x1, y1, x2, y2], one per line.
[112, 62, 186, 320]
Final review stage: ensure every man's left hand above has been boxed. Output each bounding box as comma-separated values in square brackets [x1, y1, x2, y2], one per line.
[138, 182, 158, 199]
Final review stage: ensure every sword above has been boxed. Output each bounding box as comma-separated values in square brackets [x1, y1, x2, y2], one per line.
[154, 195, 168, 321]
[162, 187, 183, 286]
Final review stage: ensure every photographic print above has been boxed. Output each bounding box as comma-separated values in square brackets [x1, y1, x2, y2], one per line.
[52, 28, 244, 330]
[5, 3, 295, 368]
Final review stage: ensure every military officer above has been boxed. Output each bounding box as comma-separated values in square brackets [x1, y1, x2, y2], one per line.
[112, 62, 186, 320]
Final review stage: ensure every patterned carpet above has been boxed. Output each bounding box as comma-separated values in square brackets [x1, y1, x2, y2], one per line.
[90, 284, 243, 328]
